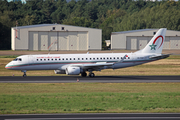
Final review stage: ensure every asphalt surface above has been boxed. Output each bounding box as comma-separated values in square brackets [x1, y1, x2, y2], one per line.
[1, 113, 180, 120]
[0, 76, 179, 83]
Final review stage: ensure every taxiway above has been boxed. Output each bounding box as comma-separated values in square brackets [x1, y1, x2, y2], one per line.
[0, 76, 179, 83]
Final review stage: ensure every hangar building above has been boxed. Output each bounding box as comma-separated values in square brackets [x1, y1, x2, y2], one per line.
[11, 24, 102, 51]
[111, 29, 180, 50]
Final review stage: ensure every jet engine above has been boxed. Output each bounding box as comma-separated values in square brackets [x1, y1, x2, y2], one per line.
[66, 67, 80, 75]
[54, 70, 66, 74]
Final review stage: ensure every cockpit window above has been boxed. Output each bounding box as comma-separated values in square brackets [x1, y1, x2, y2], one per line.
[13, 58, 18, 61]
[13, 58, 22, 61]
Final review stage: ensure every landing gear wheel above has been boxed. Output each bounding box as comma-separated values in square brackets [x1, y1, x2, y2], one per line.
[23, 74, 27, 77]
[22, 70, 27, 77]
[81, 72, 87, 77]
[89, 73, 95, 77]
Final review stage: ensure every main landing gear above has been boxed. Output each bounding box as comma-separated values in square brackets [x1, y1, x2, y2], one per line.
[81, 72, 87, 77]
[22, 70, 27, 77]
[89, 73, 95, 77]
[81, 72, 95, 77]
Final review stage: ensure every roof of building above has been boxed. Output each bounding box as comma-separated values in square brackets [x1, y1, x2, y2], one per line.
[12, 24, 101, 30]
[112, 29, 158, 34]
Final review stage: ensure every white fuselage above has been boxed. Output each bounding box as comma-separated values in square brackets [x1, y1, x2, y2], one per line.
[5, 52, 157, 71]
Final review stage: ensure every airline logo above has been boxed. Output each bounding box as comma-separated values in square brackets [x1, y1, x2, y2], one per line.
[149, 35, 164, 50]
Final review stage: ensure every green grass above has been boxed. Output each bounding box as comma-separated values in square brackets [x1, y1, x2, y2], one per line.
[0, 83, 180, 114]
[166, 55, 180, 59]
[0, 55, 18, 58]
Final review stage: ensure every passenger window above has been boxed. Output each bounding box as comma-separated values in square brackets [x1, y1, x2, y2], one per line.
[19, 58, 22, 61]
[82, 58, 84, 60]
[62, 58, 64, 60]
[97, 58, 99, 60]
[90, 58, 91, 60]
[107, 57, 109, 59]
[121, 57, 123, 59]
[40, 59, 42, 61]
[70, 58, 71, 60]
[100, 58, 102, 59]
[59, 59, 61, 60]
[74, 58, 75, 60]
[48, 59, 49, 61]
[86, 58, 88, 60]
[78, 58, 80, 60]
[114, 57, 115, 59]
[66, 58, 68, 60]
[93, 58, 95, 60]
[103, 58, 105, 59]
[44, 59, 46, 61]
[117, 57, 119, 59]
[55, 59, 57, 60]
[51, 59, 53, 61]
[37, 59, 38, 61]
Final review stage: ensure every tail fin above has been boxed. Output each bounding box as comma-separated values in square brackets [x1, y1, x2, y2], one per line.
[137, 28, 167, 54]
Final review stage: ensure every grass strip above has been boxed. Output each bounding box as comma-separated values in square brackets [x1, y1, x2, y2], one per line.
[0, 83, 180, 114]
[0, 56, 18, 58]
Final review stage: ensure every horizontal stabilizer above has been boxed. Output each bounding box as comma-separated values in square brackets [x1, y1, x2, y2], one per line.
[149, 54, 171, 59]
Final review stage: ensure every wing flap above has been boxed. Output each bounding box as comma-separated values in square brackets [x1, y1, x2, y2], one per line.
[71, 62, 114, 70]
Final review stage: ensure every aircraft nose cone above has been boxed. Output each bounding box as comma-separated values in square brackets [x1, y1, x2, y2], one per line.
[5, 63, 11, 69]
[5, 64, 9, 69]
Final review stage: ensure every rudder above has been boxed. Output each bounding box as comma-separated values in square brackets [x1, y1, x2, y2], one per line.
[137, 28, 167, 54]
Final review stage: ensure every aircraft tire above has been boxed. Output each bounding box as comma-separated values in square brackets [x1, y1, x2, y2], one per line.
[89, 73, 95, 77]
[23, 74, 27, 77]
[81, 72, 87, 77]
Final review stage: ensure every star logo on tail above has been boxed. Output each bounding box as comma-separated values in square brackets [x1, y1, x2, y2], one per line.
[149, 43, 157, 50]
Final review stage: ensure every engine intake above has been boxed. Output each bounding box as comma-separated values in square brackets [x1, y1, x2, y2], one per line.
[66, 67, 80, 75]
[54, 70, 66, 74]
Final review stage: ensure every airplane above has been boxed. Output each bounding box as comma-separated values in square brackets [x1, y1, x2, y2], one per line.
[5, 28, 170, 77]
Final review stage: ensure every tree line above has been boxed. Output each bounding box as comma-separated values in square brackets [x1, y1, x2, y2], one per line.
[0, 0, 180, 50]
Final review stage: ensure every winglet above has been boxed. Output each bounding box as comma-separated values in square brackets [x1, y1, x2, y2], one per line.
[114, 54, 127, 64]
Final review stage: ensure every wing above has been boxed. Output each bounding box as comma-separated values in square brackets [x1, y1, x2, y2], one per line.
[71, 62, 114, 71]
[70, 55, 127, 71]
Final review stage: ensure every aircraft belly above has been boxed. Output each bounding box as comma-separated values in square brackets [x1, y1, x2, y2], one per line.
[50, 64, 65, 70]
[113, 63, 135, 69]
[30, 65, 51, 70]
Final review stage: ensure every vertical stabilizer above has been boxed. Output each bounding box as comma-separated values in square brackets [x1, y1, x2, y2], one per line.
[137, 28, 166, 54]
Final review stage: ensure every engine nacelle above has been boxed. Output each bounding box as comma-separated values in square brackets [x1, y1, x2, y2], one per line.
[54, 70, 66, 74]
[66, 67, 80, 75]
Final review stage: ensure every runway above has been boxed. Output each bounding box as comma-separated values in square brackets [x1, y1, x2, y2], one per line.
[1, 113, 180, 120]
[0, 76, 179, 83]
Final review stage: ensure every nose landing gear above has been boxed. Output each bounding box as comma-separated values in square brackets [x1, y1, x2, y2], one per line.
[21, 70, 27, 77]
